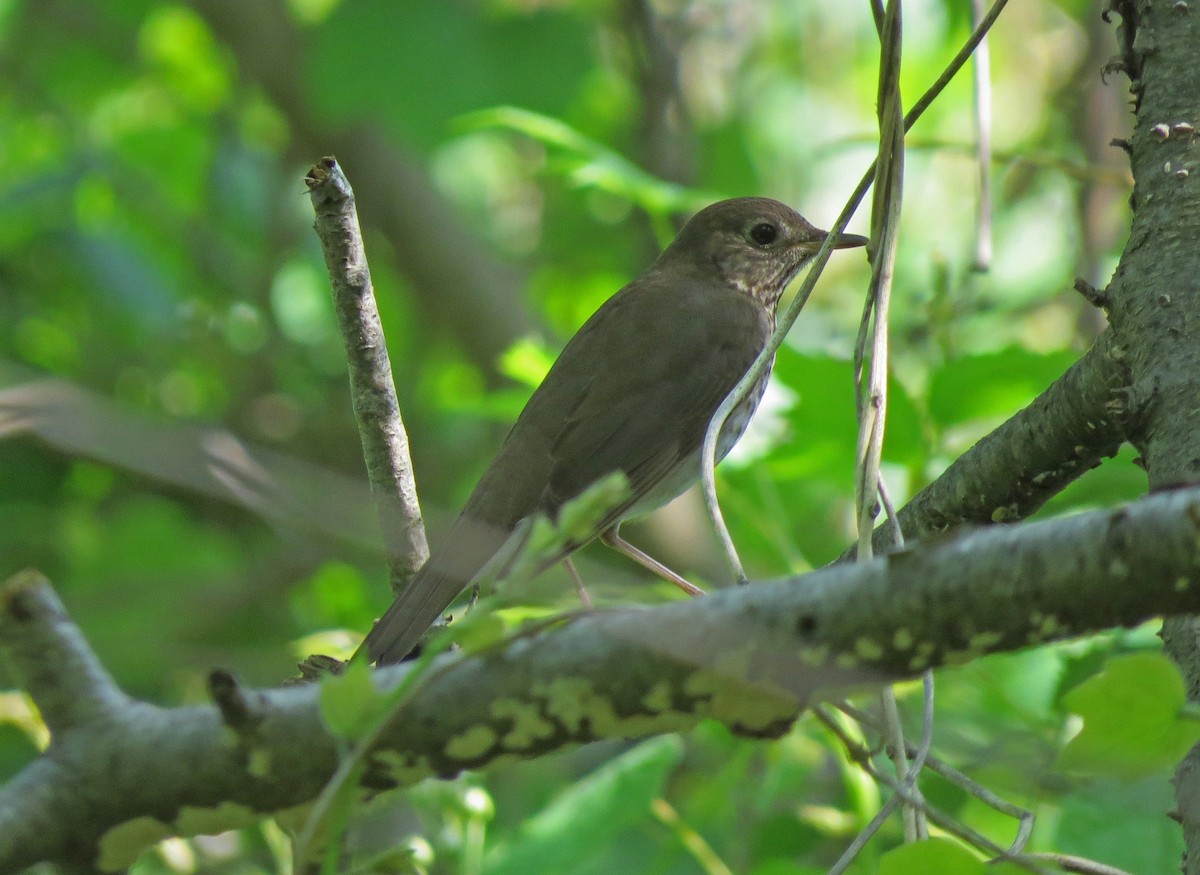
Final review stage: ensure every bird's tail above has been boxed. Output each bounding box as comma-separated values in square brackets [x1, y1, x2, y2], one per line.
[358, 514, 514, 665]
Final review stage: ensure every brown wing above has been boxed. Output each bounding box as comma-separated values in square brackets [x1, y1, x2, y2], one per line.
[362, 274, 769, 664]
[538, 274, 770, 529]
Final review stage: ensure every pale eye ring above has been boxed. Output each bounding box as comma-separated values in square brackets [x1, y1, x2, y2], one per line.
[749, 222, 778, 246]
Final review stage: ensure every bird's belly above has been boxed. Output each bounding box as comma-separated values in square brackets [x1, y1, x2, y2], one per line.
[620, 370, 769, 521]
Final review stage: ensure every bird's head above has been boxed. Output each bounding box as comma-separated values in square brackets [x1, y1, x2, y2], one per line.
[658, 197, 868, 307]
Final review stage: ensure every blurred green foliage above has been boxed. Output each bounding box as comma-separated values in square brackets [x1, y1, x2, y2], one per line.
[0, 0, 1170, 872]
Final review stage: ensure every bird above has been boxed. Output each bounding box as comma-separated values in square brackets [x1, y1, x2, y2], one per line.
[361, 197, 867, 664]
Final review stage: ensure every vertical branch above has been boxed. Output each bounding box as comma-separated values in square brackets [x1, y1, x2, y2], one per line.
[854, 0, 930, 857]
[854, 1, 903, 564]
[306, 158, 430, 594]
[972, 0, 994, 271]
[699, 0, 1013, 585]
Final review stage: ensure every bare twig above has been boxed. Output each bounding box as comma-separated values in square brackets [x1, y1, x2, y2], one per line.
[844, 331, 1130, 561]
[849, 0, 930, 859]
[971, 0, 994, 270]
[814, 705, 1052, 875]
[837, 699, 1034, 854]
[306, 157, 429, 594]
[1020, 853, 1136, 875]
[651, 798, 735, 875]
[700, 0, 1015, 582]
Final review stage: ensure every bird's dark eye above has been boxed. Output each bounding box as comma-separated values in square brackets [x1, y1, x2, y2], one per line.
[749, 222, 778, 246]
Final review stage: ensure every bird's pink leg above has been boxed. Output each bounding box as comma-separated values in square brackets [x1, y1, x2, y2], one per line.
[562, 556, 593, 609]
[599, 527, 706, 597]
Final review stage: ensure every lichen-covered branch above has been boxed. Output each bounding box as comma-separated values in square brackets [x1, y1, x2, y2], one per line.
[6, 485, 1200, 871]
[307, 157, 429, 591]
[0, 570, 130, 735]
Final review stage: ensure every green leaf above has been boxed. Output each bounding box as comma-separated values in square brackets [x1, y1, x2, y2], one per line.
[289, 560, 372, 629]
[771, 350, 925, 475]
[447, 597, 509, 654]
[878, 837, 987, 874]
[556, 471, 631, 543]
[1054, 775, 1184, 872]
[498, 336, 555, 389]
[0, 721, 39, 783]
[317, 657, 384, 741]
[484, 736, 685, 875]
[462, 106, 711, 222]
[928, 347, 1078, 428]
[1059, 652, 1200, 777]
[309, 3, 593, 151]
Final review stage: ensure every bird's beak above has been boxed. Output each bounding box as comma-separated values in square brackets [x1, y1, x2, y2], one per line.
[830, 232, 869, 249]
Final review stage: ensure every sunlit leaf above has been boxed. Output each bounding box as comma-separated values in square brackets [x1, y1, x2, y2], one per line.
[878, 837, 986, 874]
[1060, 653, 1200, 777]
[484, 736, 685, 875]
[317, 657, 384, 741]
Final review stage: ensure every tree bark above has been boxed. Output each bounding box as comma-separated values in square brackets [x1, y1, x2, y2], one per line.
[1100, 2, 1200, 869]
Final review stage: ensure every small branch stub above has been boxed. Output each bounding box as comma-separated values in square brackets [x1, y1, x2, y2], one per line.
[1073, 278, 1111, 309]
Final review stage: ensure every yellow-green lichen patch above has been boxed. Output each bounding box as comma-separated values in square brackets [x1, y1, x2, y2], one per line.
[854, 637, 884, 661]
[445, 724, 498, 761]
[575, 691, 626, 736]
[968, 631, 1003, 653]
[480, 751, 524, 772]
[492, 698, 557, 750]
[641, 681, 674, 713]
[682, 649, 750, 698]
[892, 628, 914, 651]
[98, 817, 172, 871]
[248, 748, 272, 779]
[372, 749, 434, 785]
[907, 653, 931, 671]
[799, 645, 829, 666]
[834, 652, 859, 670]
[175, 802, 260, 836]
[1038, 614, 1061, 638]
[535, 676, 621, 736]
[533, 676, 595, 733]
[684, 650, 798, 733]
[593, 708, 696, 738]
[941, 648, 973, 667]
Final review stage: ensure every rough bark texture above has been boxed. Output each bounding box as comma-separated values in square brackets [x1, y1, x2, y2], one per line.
[308, 158, 430, 592]
[1101, 2, 1200, 870]
[851, 331, 1131, 562]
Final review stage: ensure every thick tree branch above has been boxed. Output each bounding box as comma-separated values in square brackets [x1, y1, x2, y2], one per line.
[1099, 2, 1200, 869]
[5, 485, 1200, 871]
[307, 157, 429, 591]
[847, 330, 1132, 561]
[0, 570, 130, 734]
